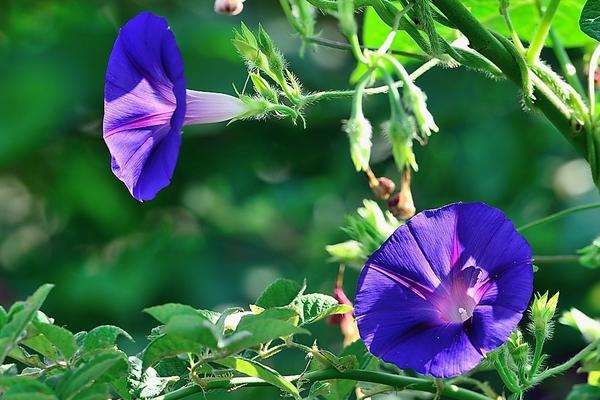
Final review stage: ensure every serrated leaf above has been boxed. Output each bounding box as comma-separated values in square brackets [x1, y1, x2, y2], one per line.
[141, 335, 200, 371]
[32, 322, 77, 360]
[144, 303, 219, 325]
[217, 356, 300, 399]
[293, 294, 353, 325]
[58, 351, 122, 400]
[582, 1, 600, 42]
[255, 279, 305, 308]
[0, 284, 53, 364]
[82, 325, 132, 354]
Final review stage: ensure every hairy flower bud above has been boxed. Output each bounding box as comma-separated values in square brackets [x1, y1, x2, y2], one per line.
[214, 0, 244, 15]
[343, 116, 372, 172]
[233, 23, 271, 73]
[404, 83, 438, 139]
[249, 73, 278, 103]
[326, 240, 365, 265]
[384, 118, 419, 172]
[530, 292, 559, 338]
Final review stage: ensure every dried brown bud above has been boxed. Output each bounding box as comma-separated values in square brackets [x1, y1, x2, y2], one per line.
[370, 177, 396, 200]
[388, 169, 416, 220]
[388, 190, 416, 220]
[214, 0, 244, 15]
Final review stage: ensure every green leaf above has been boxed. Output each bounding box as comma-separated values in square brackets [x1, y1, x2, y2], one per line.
[144, 303, 219, 325]
[217, 356, 300, 399]
[21, 334, 57, 361]
[3, 380, 57, 400]
[82, 325, 132, 354]
[462, 0, 592, 48]
[293, 294, 353, 325]
[6, 346, 45, 368]
[71, 384, 109, 400]
[142, 334, 200, 371]
[255, 279, 305, 308]
[58, 351, 123, 400]
[164, 315, 221, 349]
[128, 356, 179, 398]
[224, 314, 309, 353]
[567, 384, 600, 400]
[0, 284, 53, 364]
[32, 322, 77, 360]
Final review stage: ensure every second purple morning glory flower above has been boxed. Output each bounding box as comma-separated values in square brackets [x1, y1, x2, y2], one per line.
[103, 12, 247, 201]
[354, 202, 533, 378]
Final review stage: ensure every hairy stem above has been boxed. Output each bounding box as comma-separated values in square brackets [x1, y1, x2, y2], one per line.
[531, 339, 600, 385]
[517, 202, 600, 232]
[528, 333, 546, 381]
[430, 0, 586, 156]
[158, 368, 494, 400]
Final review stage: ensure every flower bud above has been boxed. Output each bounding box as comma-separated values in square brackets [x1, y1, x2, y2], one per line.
[404, 83, 438, 139]
[233, 23, 270, 73]
[578, 236, 600, 269]
[325, 240, 365, 265]
[328, 266, 359, 346]
[370, 177, 396, 200]
[223, 311, 252, 332]
[506, 329, 530, 367]
[387, 169, 415, 220]
[530, 291, 559, 338]
[384, 118, 419, 172]
[257, 25, 285, 82]
[343, 116, 372, 172]
[249, 73, 278, 103]
[214, 0, 244, 16]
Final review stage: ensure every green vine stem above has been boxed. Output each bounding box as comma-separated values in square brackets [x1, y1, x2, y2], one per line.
[428, 0, 587, 157]
[517, 202, 600, 232]
[527, 0, 561, 63]
[530, 339, 600, 385]
[305, 36, 430, 61]
[158, 368, 493, 400]
[533, 255, 580, 264]
[301, 58, 440, 104]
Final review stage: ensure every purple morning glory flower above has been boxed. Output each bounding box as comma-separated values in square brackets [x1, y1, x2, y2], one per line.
[354, 202, 533, 378]
[103, 12, 247, 201]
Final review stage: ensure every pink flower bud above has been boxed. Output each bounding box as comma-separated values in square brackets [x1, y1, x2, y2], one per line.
[214, 0, 244, 16]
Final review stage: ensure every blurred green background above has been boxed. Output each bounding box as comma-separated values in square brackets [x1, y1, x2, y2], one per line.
[0, 1, 599, 399]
